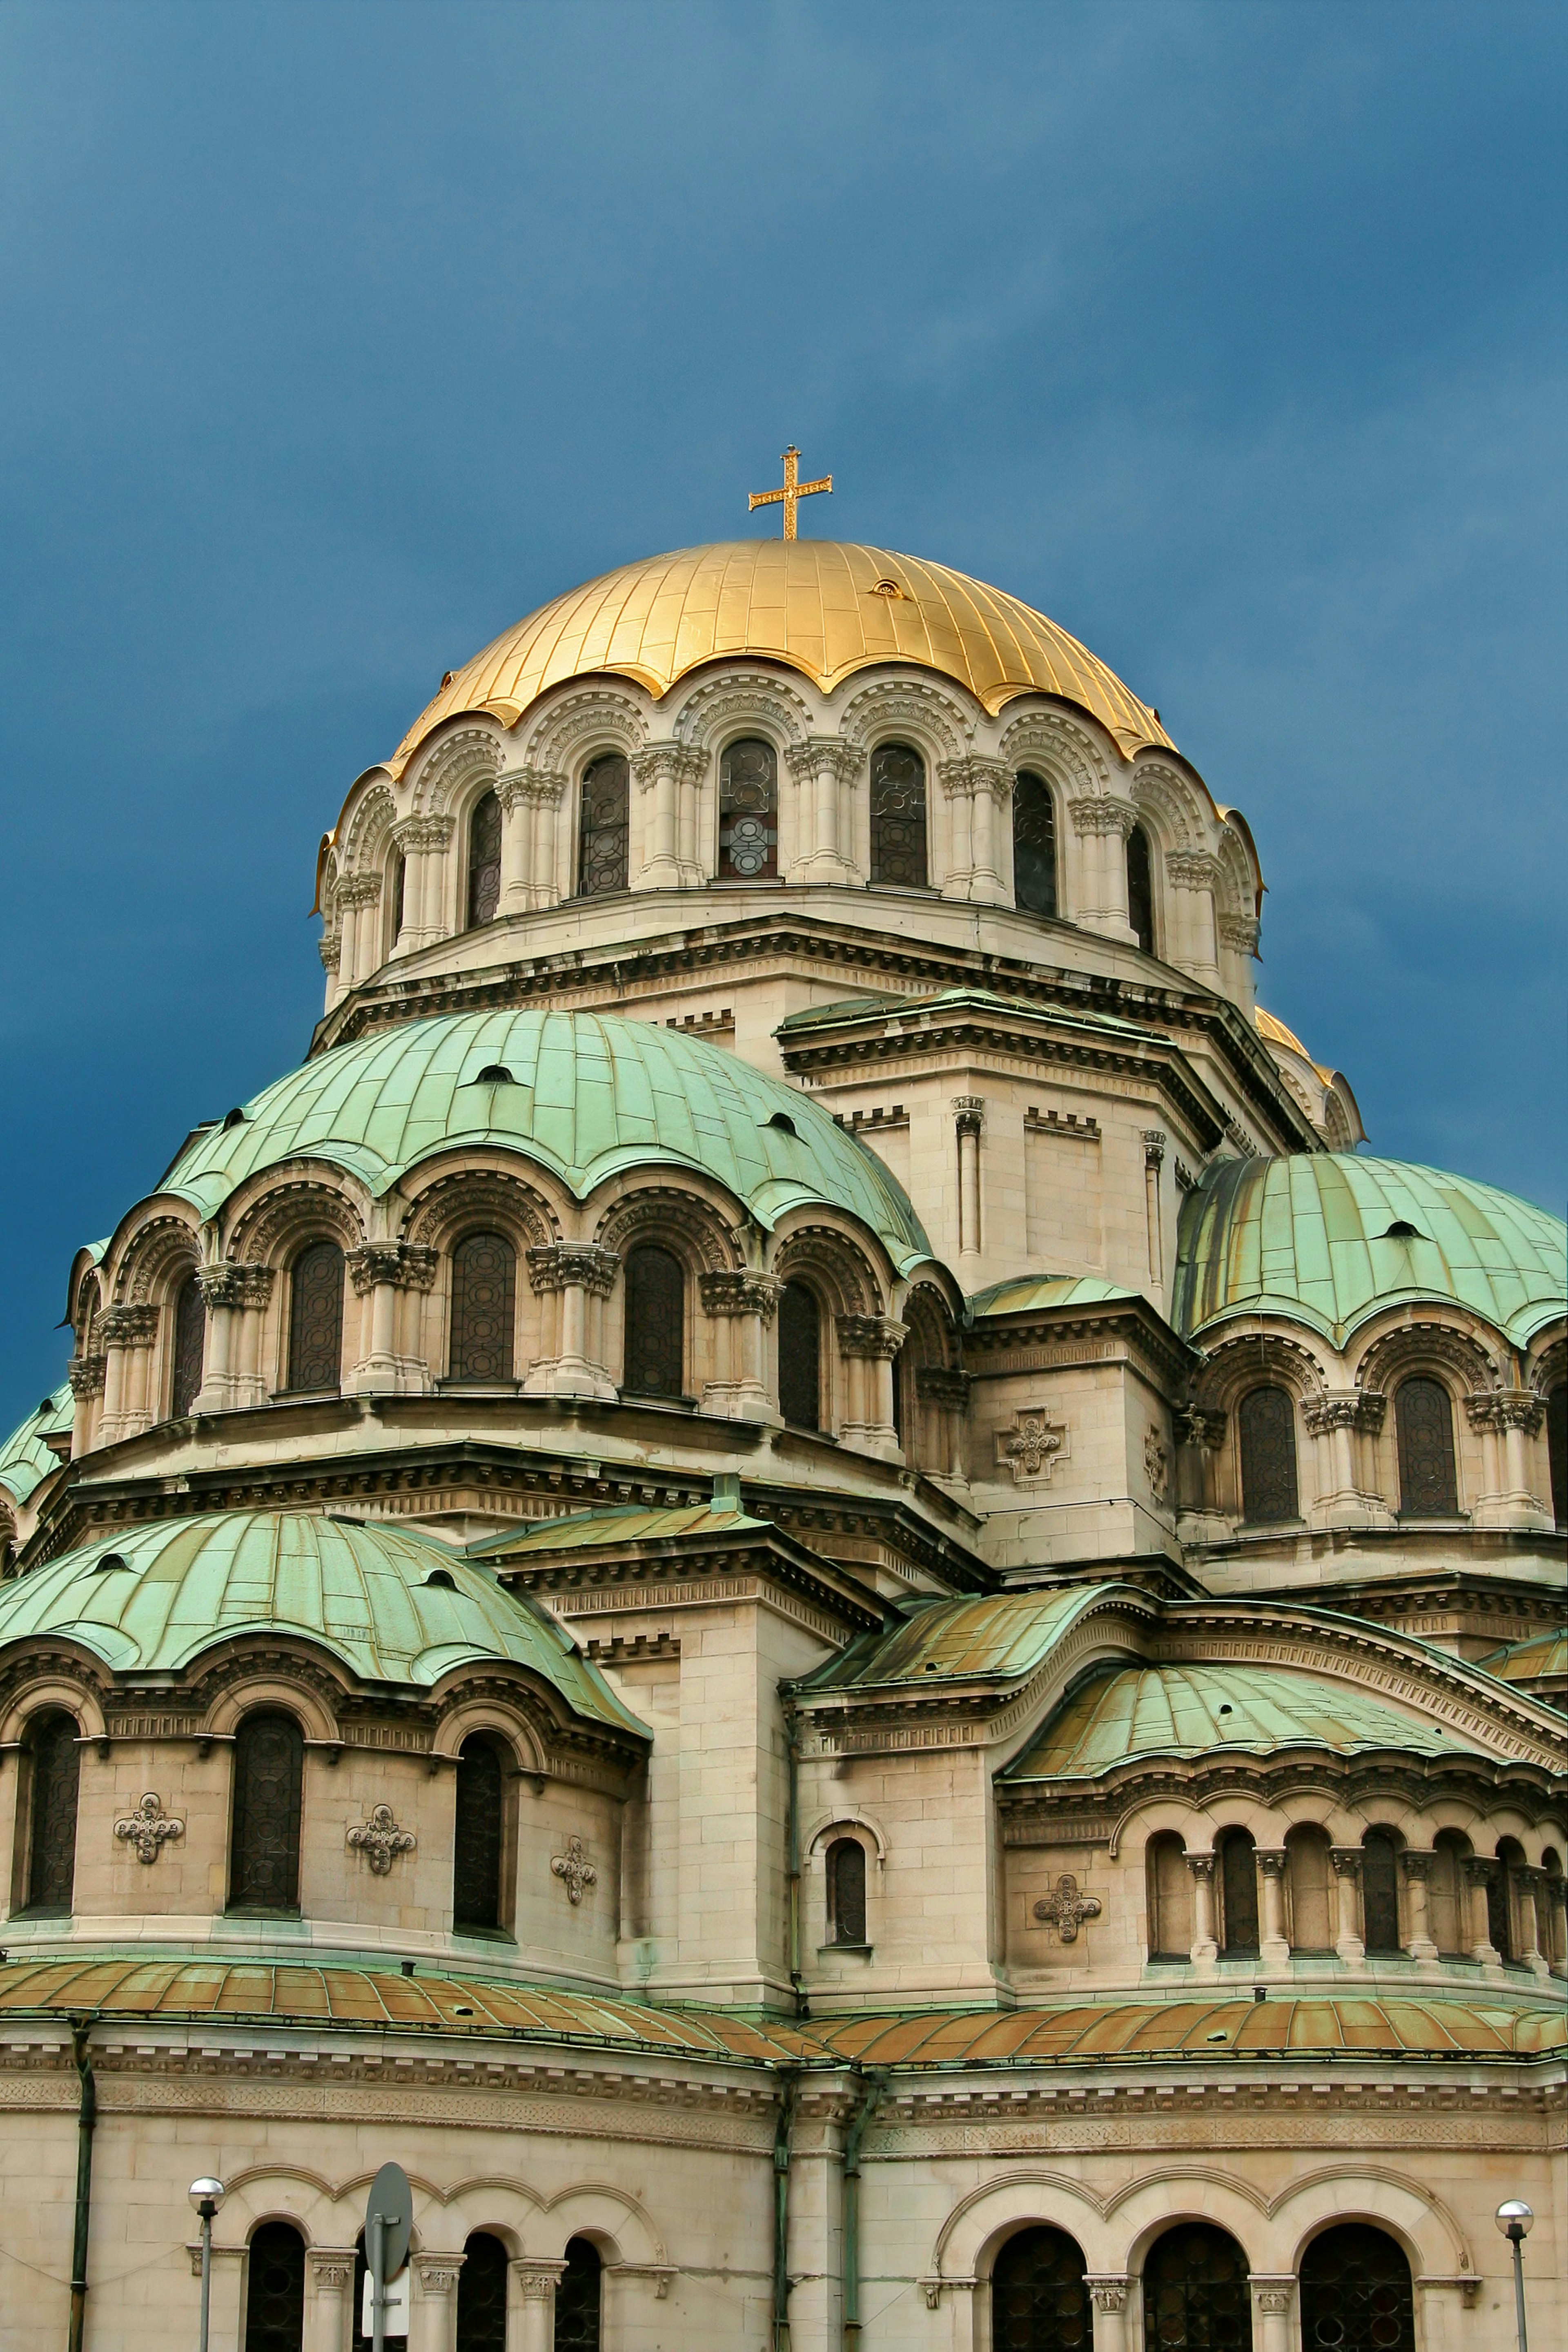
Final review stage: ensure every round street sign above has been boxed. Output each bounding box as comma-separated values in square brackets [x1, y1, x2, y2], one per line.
[365, 2160, 413, 2284]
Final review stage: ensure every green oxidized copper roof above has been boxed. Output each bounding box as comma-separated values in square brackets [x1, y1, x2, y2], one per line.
[777, 987, 1156, 1044]
[0, 1381, 71, 1508]
[469, 1503, 769, 1558]
[1004, 1661, 1477, 1780]
[1173, 1152, 1566, 1345]
[0, 1511, 644, 1729]
[159, 1009, 930, 1270]
[968, 1275, 1143, 1320]
[794, 1584, 1135, 1694]
[1480, 1631, 1568, 1688]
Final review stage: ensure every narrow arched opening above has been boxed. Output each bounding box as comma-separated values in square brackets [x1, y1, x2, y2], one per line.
[1012, 771, 1058, 917]
[1361, 1826, 1403, 1953]
[243, 2221, 306, 2352]
[991, 2224, 1089, 2350]
[453, 1733, 508, 1934]
[170, 1269, 206, 1418]
[554, 2238, 603, 2350]
[717, 737, 778, 879]
[869, 742, 927, 887]
[455, 2230, 510, 2352]
[578, 753, 629, 895]
[466, 788, 502, 927]
[777, 1280, 821, 1431]
[1142, 2222, 1251, 2351]
[229, 1711, 304, 1914]
[1146, 1832, 1192, 1962]
[449, 1230, 517, 1383]
[285, 1239, 345, 1394]
[1300, 2223, 1414, 2352]
[622, 1244, 685, 1400]
[1238, 1385, 1298, 1522]
[1126, 822, 1154, 954]
[1395, 1375, 1459, 1517]
[826, 1836, 868, 1947]
[22, 1708, 80, 1915]
[1216, 1826, 1258, 1958]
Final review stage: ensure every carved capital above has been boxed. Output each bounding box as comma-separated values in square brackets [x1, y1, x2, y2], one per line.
[1218, 911, 1260, 954]
[100, 1304, 159, 1348]
[68, 1354, 107, 1400]
[1251, 2276, 1296, 2316]
[1186, 1853, 1216, 1883]
[496, 768, 566, 812]
[1330, 1847, 1363, 1883]
[1143, 1128, 1166, 1167]
[1466, 1388, 1544, 1435]
[511, 2261, 566, 2300]
[1068, 795, 1137, 838]
[334, 871, 383, 908]
[318, 933, 341, 974]
[785, 735, 862, 785]
[1256, 1849, 1287, 1880]
[1463, 1856, 1498, 1889]
[1399, 1848, 1434, 1884]
[391, 812, 456, 853]
[936, 755, 1011, 801]
[414, 2255, 465, 2295]
[1303, 1391, 1382, 1436]
[630, 745, 703, 792]
[527, 1243, 620, 1297]
[1166, 850, 1221, 890]
[195, 1264, 247, 1310]
[308, 2252, 356, 2292]
[835, 1313, 907, 1361]
[347, 1243, 439, 1296]
[915, 1366, 972, 1409]
[699, 1271, 784, 1322]
[1085, 2277, 1129, 2314]
[951, 1093, 984, 1136]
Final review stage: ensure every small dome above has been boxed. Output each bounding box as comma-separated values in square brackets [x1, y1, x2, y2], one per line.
[1173, 1152, 1566, 1346]
[0, 1380, 71, 1510]
[0, 1510, 641, 1726]
[390, 540, 1172, 777]
[162, 1008, 931, 1271]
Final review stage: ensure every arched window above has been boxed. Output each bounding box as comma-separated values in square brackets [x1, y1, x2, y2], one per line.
[1217, 1827, 1258, 1956]
[777, 1281, 821, 1430]
[1361, 1827, 1402, 1953]
[1238, 1386, 1298, 1522]
[1430, 1831, 1470, 1956]
[449, 1232, 516, 1384]
[287, 1241, 345, 1394]
[389, 849, 406, 949]
[1548, 1387, 1567, 1526]
[1126, 822, 1154, 954]
[171, 1271, 206, 1419]
[578, 753, 629, 896]
[1396, 1376, 1458, 1516]
[229, 1711, 303, 1913]
[453, 1733, 506, 1932]
[622, 1245, 685, 1399]
[718, 737, 778, 880]
[1012, 771, 1058, 917]
[455, 2231, 509, 2352]
[1491, 1841, 1523, 1963]
[869, 743, 927, 887]
[826, 1838, 867, 1947]
[992, 2225, 1089, 2351]
[466, 788, 502, 928]
[1300, 2224, 1414, 2352]
[1143, 2223, 1250, 2352]
[1146, 1833, 1192, 1962]
[1541, 1851, 1565, 1967]
[24, 1710, 80, 1913]
[243, 2222, 306, 2352]
[554, 2238, 602, 2352]
[1285, 1825, 1334, 1951]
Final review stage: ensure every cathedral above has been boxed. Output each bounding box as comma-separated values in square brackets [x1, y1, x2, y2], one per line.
[0, 526, 1562, 2352]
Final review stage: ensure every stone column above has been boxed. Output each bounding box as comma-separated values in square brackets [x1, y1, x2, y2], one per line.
[409, 2253, 464, 2352]
[1085, 2275, 1131, 2352]
[1067, 798, 1138, 942]
[1143, 1130, 1166, 1287]
[334, 870, 383, 989]
[346, 1243, 439, 1396]
[304, 2249, 356, 2352]
[98, 1303, 160, 1443]
[1398, 1849, 1439, 1961]
[835, 1314, 907, 1459]
[632, 748, 691, 887]
[1165, 851, 1223, 987]
[508, 2261, 565, 2352]
[523, 1245, 619, 1400]
[1466, 1391, 1552, 1529]
[1187, 1853, 1218, 1963]
[917, 1366, 973, 1483]
[1331, 1847, 1365, 1962]
[1217, 909, 1259, 1013]
[1250, 2275, 1296, 2352]
[67, 1353, 106, 1457]
[1257, 1850, 1290, 1966]
[391, 813, 455, 948]
[319, 925, 343, 1008]
[192, 1264, 243, 1412]
[1303, 1393, 1387, 1528]
[495, 774, 537, 913]
[937, 758, 1010, 902]
[786, 739, 860, 882]
[1463, 1858, 1502, 1964]
[698, 1272, 784, 1422]
[952, 1097, 984, 1263]
[1515, 1867, 1548, 1974]
[1543, 1873, 1567, 1975]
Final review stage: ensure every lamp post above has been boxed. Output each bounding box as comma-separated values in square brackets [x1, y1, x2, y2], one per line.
[1495, 2201, 1533, 2352]
[189, 2179, 225, 2352]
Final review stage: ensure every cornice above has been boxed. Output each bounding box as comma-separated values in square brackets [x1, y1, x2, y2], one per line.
[495, 1527, 884, 1639]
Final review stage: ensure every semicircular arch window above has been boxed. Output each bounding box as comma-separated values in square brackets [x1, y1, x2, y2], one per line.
[869, 742, 927, 888]
[170, 1270, 206, 1419]
[992, 2225, 1089, 2352]
[25, 1710, 80, 1914]
[455, 2231, 509, 2352]
[1395, 1376, 1458, 1517]
[466, 788, 502, 928]
[778, 1281, 821, 1431]
[1300, 2223, 1414, 2352]
[623, 1245, 685, 1400]
[453, 1734, 506, 1933]
[243, 2221, 306, 2352]
[228, 1711, 303, 1913]
[718, 737, 778, 880]
[1012, 771, 1058, 918]
[1238, 1385, 1298, 1523]
[287, 1241, 345, 1394]
[1143, 2223, 1251, 2352]
[578, 753, 629, 896]
[553, 2238, 603, 2352]
[449, 1231, 516, 1384]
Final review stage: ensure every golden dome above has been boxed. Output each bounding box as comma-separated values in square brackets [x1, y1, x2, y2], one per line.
[390, 540, 1173, 777]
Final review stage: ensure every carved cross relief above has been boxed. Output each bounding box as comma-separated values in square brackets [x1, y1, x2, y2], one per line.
[1032, 1872, 1102, 1942]
[114, 1792, 185, 1863]
[551, 1833, 598, 1905]
[997, 1408, 1071, 1487]
[346, 1803, 417, 1875]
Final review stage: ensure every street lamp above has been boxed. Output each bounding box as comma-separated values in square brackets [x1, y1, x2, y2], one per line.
[189, 2179, 226, 2352]
[1495, 2201, 1533, 2352]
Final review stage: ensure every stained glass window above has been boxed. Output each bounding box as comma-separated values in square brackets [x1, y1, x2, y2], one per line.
[1012, 772, 1058, 917]
[869, 743, 927, 887]
[171, 1271, 206, 1419]
[1361, 1829, 1401, 1953]
[992, 2227, 1089, 2352]
[718, 737, 778, 880]
[554, 2239, 602, 2352]
[1548, 1388, 1566, 1526]
[449, 1232, 516, 1383]
[467, 788, 502, 928]
[1238, 1386, 1298, 1522]
[578, 755, 629, 896]
[1218, 1828, 1258, 1955]
[623, 1245, 685, 1399]
[25, 1711, 79, 1913]
[286, 1241, 344, 1393]
[1126, 823, 1154, 953]
[243, 2223, 306, 2352]
[827, 1838, 867, 1945]
[1143, 2225, 1250, 2352]
[229, 1712, 303, 1912]
[456, 2233, 509, 2352]
[1396, 1377, 1458, 1516]
[1300, 2225, 1414, 2352]
[453, 1735, 504, 1931]
[778, 1281, 820, 1430]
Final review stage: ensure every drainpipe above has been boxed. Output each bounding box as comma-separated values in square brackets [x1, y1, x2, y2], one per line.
[67, 2017, 96, 2352]
[771, 2067, 798, 2352]
[841, 2067, 887, 2350]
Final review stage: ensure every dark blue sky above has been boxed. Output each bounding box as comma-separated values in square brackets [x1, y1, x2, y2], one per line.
[2, 0, 1564, 1430]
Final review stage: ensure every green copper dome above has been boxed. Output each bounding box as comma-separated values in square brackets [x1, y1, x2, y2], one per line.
[0, 1381, 71, 1509]
[0, 1510, 643, 1730]
[1173, 1153, 1566, 1346]
[160, 1009, 930, 1271]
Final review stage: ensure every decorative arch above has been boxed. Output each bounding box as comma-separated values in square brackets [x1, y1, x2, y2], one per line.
[1130, 757, 1209, 853]
[669, 670, 813, 758]
[1191, 1331, 1330, 1415]
[1275, 2166, 1470, 2281]
[522, 683, 649, 781]
[401, 1165, 561, 1255]
[338, 780, 397, 874]
[198, 1666, 343, 1746]
[930, 2169, 1116, 2288]
[0, 1672, 109, 1747]
[770, 1221, 884, 1318]
[429, 1693, 549, 1776]
[838, 676, 971, 765]
[225, 1172, 367, 1267]
[404, 724, 504, 819]
[591, 1185, 743, 1275]
[996, 705, 1116, 799]
[110, 1210, 203, 1305]
[1354, 1319, 1502, 1401]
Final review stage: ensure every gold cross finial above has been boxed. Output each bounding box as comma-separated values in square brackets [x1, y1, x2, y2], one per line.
[748, 445, 832, 541]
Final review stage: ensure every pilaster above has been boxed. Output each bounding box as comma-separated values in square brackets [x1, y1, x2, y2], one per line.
[344, 1243, 439, 1395]
[699, 1270, 784, 1423]
[937, 757, 1011, 903]
[1068, 797, 1138, 943]
[835, 1313, 907, 1459]
[523, 1244, 619, 1400]
[1465, 1389, 1552, 1529]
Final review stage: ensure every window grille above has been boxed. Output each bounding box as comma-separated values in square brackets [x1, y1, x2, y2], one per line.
[554, 2239, 603, 2352]
[1126, 822, 1154, 953]
[453, 1735, 504, 1931]
[243, 2223, 306, 2352]
[455, 2232, 509, 2352]
[25, 1711, 80, 1913]
[1300, 2225, 1415, 2352]
[718, 737, 778, 880]
[171, 1271, 206, 1419]
[287, 1241, 344, 1393]
[229, 1712, 303, 1912]
[1012, 771, 1058, 917]
[578, 754, 629, 895]
[1396, 1376, 1458, 1515]
[777, 1281, 820, 1430]
[622, 1245, 684, 1399]
[1549, 1387, 1566, 1525]
[869, 743, 927, 887]
[1238, 1385, 1298, 1522]
[991, 2225, 1089, 2352]
[449, 1231, 516, 1383]
[466, 789, 502, 927]
[1143, 2225, 1250, 2352]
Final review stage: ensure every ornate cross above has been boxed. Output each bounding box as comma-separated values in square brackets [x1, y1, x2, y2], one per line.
[114, 1792, 185, 1864]
[551, 1833, 598, 1905]
[346, 1802, 417, 1875]
[1033, 1872, 1102, 1942]
[748, 445, 832, 540]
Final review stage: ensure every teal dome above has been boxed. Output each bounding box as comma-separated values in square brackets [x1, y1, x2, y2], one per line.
[0, 1510, 642, 1728]
[162, 1009, 931, 1272]
[1173, 1153, 1566, 1346]
[0, 1381, 71, 1510]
